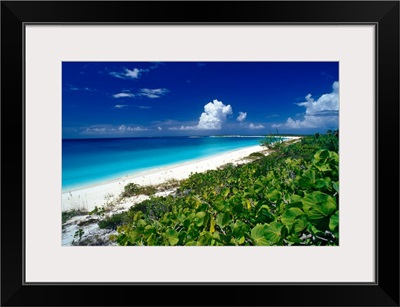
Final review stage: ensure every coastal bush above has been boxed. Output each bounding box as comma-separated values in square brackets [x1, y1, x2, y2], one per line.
[98, 213, 127, 230]
[121, 183, 157, 198]
[62, 209, 88, 224]
[259, 133, 284, 149]
[247, 152, 265, 159]
[155, 179, 181, 191]
[121, 183, 142, 197]
[89, 206, 106, 216]
[115, 132, 339, 246]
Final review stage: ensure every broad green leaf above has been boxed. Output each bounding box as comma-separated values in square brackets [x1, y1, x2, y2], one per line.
[293, 215, 308, 233]
[254, 178, 266, 194]
[314, 149, 329, 162]
[257, 205, 275, 223]
[329, 211, 339, 232]
[212, 231, 221, 240]
[185, 241, 197, 246]
[315, 178, 331, 190]
[280, 225, 288, 244]
[194, 211, 206, 227]
[129, 230, 142, 242]
[266, 189, 281, 202]
[137, 219, 147, 227]
[197, 203, 208, 212]
[307, 206, 335, 221]
[298, 177, 314, 188]
[183, 217, 192, 228]
[144, 225, 156, 235]
[221, 187, 230, 199]
[291, 194, 302, 202]
[315, 164, 331, 172]
[264, 222, 284, 243]
[281, 207, 305, 227]
[307, 203, 336, 231]
[244, 187, 256, 197]
[302, 192, 337, 214]
[251, 225, 269, 246]
[165, 228, 179, 246]
[287, 194, 303, 209]
[216, 212, 231, 228]
[232, 220, 250, 238]
[286, 202, 303, 209]
[197, 231, 212, 245]
[332, 181, 339, 193]
[329, 151, 339, 162]
[219, 233, 233, 245]
[147, 233, 156, 245]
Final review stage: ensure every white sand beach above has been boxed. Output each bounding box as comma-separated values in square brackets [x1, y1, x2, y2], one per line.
[62, 137, 301, 212]
[62, 145, 268, 212]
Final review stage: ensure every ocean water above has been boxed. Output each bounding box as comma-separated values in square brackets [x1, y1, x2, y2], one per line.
[62, 136, 270, 191]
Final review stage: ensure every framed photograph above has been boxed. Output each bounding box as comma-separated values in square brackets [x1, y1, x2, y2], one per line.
[1, 1, 399, 306]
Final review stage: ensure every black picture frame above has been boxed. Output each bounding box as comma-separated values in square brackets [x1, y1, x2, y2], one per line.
[1, 1, 399, 306]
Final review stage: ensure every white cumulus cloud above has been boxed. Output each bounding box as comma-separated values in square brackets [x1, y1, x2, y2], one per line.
[197, 99, 233, 130]
[169, 99, 233, 131]
[237, 112, 247, 122]
[249, 123, 265, 129]
[114, 104, 128, 109]
[272, 81, 339, 129]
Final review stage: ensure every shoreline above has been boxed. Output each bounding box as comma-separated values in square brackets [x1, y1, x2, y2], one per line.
[62, 137, 301, 212]
[62, 144, 267, 212]
[63, 144, 262, 193]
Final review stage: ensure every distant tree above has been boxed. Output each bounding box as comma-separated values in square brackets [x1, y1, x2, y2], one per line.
[334, 129, 339, 137]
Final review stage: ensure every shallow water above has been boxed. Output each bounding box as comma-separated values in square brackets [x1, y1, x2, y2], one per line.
[62, 136, 267, 190]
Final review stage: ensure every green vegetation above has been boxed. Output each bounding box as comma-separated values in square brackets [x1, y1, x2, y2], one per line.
[246, 152, 266, 160]
[120, 180, 181, 199]
[62, 209, 88, 224]
[121, 183, 157, 198]
[113, 131, 339, 246]
[73, 228, 84, 243]
[98, 213, 127, 230]
[155, 179, 181, 192]
[259, 132, 285, 149]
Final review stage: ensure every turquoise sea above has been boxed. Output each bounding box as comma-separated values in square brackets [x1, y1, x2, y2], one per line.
[62, 136, 270, 191]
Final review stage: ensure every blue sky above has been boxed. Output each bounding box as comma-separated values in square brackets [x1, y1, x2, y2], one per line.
[62, 62, 339, 139]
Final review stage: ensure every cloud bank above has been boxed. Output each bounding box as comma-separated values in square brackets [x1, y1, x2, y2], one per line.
[273, 81, 339, 129]
[82, 125, 148, 135]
